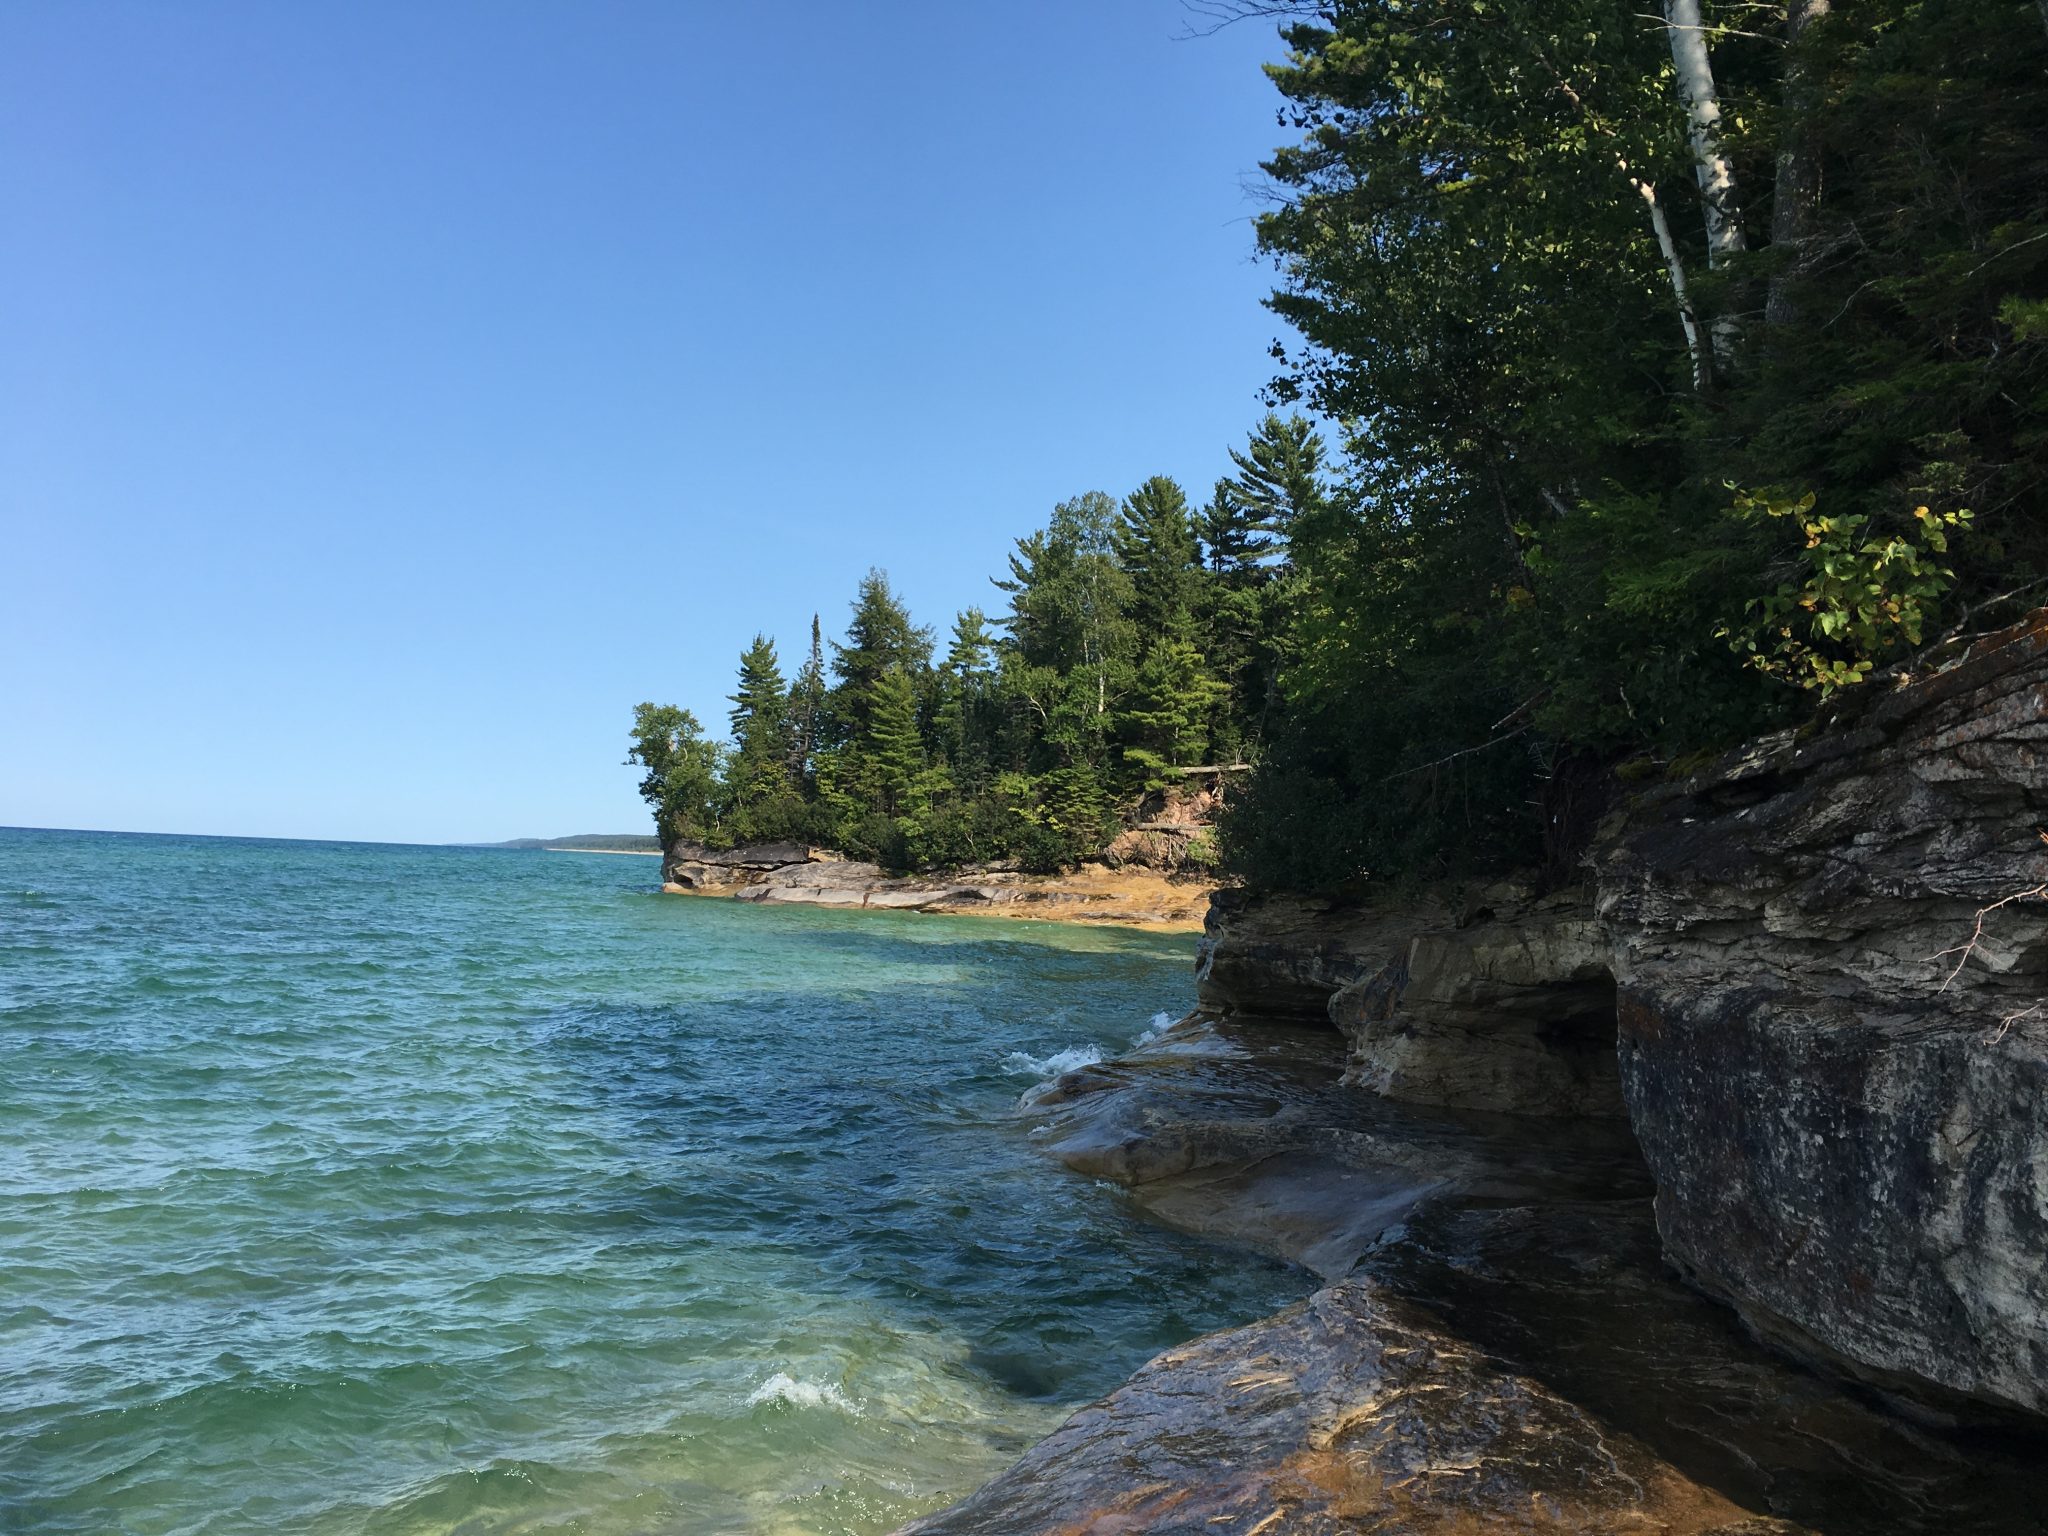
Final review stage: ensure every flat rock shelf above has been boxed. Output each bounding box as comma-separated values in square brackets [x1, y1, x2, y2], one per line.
[898, 1014, 2048, 1535]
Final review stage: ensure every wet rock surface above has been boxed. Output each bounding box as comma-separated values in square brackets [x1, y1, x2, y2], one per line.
[1185, 613, 2048, 1422]
[902, 1281, 1808, 1536]
[901, 1016, 2045, 1534]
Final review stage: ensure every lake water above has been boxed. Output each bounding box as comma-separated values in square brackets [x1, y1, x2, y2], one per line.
[0, 828, 1303, 1535]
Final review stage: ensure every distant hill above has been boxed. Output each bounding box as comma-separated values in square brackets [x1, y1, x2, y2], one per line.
[483, 833, 661, 852]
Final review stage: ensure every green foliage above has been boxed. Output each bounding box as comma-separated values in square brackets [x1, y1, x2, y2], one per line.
[1218, 0, 2047, 894]
[861, 665, 926, 815]
[718, 636, 809, 845]
[621, 0, 2043, 895]
[625, 478, 1287, 869]
[625, 703, 721, 845]
[831, 570, 932, 744]
[991, 766, 1118, 873]
[1722, 490, 1973, 695]
[787, 615, 827, 789]
[1121, 638, 1228, 792]
[1114, 477, 1202, 645]
[1225, 414, 1327, 547]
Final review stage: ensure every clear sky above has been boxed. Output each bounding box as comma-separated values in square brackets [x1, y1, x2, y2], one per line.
[2, 1, 1294, 844]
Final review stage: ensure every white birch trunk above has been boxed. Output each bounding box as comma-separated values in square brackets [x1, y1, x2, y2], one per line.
[1627, 166, 1710, 391]
[1663, 0, 1746, 269]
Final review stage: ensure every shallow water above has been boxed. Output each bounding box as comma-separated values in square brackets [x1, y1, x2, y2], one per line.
[0, 828, 1304, 1535]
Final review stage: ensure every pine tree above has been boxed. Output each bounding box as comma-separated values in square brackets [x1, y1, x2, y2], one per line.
[722, 636, 793, 838]
[1113, 476, 1202, 646]
[1199, 479, 1255, 574]
[1121, 638, 1230, 790]
[864, 665, 925, 817]
[945, 607, 995, 674]
[934, 607, 998, 779]
[832, 569, 932, 741]
[728, 634, 788, 747]
[787, 615, 826, 785]
[1225, 414, 1328, 552]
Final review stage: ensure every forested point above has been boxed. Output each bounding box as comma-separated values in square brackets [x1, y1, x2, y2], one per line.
[630, 0, 2048, 894]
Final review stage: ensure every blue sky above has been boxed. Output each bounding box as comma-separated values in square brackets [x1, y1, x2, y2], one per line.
[2, 1, 1293, 844]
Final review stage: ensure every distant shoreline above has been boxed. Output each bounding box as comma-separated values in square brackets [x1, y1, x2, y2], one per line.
[544, 847, 663, 857]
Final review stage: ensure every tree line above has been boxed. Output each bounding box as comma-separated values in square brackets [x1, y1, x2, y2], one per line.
[626, 415, 1325, 872]
[634, 0, 2047, 893]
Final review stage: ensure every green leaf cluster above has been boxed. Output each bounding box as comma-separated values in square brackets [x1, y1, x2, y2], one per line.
[1722, 491, 1973, 695]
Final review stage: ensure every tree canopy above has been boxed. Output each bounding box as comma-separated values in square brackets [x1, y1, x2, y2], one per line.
[629, 1, 2046, 893]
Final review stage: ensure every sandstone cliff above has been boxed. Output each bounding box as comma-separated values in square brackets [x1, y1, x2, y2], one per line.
[1187, 612, 2048, 1421]
[659, 843, 1212, 928]
[1597, 612, 2048, 1420]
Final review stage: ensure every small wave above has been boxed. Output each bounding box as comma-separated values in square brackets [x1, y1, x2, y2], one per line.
[1130, 1011, 1177, 1049]
[746, 1371, 858, 1413]
[1001, 1045, 1104, 1078]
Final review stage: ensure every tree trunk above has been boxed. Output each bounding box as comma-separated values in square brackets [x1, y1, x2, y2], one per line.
[1627, 164, 1711, 390]
[1765, 0, 1832, 330]
[1663, 0, 1745, 268]
[1663, 0, 1745, 368]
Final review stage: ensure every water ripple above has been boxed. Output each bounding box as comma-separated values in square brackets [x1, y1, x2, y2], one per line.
[0, 827, 1303, 1535]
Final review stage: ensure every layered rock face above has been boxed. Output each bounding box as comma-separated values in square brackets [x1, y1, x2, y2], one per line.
[660, 841, 1210, 926]
[907, 1016, 2039, 1533]
[662, 841, 819, 891]
[1190, 612, 2048, 1422]
[1197, 886, 1620, 1116]
[1597, 614, 2048, 1419]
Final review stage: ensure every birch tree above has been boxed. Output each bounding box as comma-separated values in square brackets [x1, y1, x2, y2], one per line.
[1661, 0, 1745, 367]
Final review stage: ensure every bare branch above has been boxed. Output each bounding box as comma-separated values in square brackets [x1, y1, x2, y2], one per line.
[1927, 832, 2048, 989]
[1386, 722, 1532, 781]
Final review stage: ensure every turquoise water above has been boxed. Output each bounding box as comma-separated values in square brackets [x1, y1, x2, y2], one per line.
[0, 828, 1303, 1535]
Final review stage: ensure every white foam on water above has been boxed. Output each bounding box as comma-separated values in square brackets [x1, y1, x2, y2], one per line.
[746, 1372, 859, 1414]
[1130, 1010, 1178, 1049]
[1001, 1045, 1104, 1078]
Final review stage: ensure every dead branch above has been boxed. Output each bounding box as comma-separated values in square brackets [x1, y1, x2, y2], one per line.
[1928, 831, 2048, 990]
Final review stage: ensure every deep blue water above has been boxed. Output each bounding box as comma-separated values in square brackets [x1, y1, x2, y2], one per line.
[0, 828, 1303, 1535]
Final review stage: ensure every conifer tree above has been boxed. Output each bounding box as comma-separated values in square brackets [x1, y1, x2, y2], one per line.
[935, 607, 998, 778]
[1199, 479, 1268, 574]
[1122, 637, 1230, 789]
[863, 665, 925, 816]
[832, 569, 932, 742]
[728, 635, 788, 749]
[1225, 414, 1328, 551]
[945, 607, 995, 674]
[787, 615, 826, 786]
[722, 636, 796, 839]
[1113, 476, 1202, 645]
